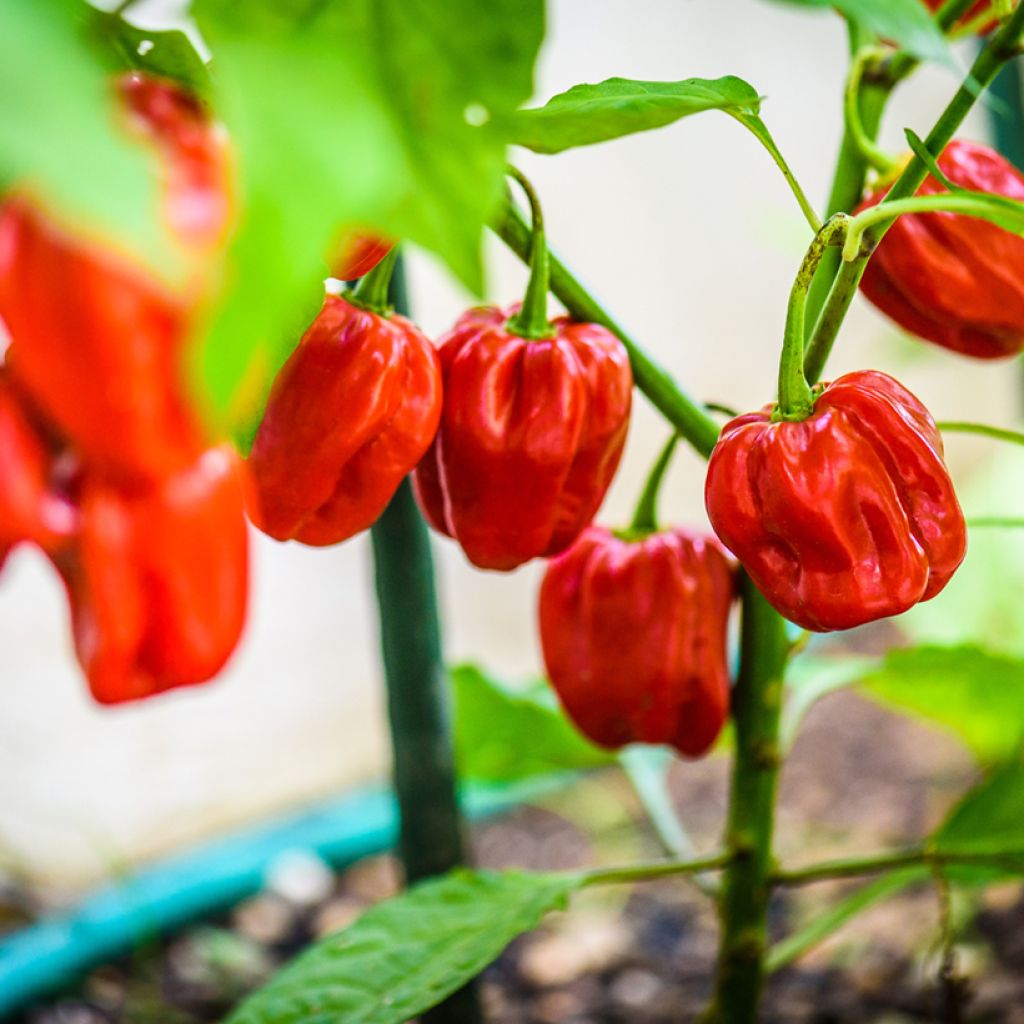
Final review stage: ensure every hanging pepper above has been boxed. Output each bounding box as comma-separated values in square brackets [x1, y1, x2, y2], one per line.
[0, 72, 231, 481]
[54, 445, 249, 704]
[857, 140, 1024, 359]
[413, 171, 632, 571]
[539, 436, 734, 757]
[334, 233, 393, 281]
[247, 251, 442, 546]
[704, 370, 966, 632]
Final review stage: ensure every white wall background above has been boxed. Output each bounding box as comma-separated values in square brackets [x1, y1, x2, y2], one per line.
[0, 0, 1015, 888]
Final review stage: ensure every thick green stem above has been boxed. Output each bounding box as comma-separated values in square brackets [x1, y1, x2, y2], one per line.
[370, 260, 481, 1024]
[844, 49, 899, 174]
[505, 167, 554, 339]
[628, 432, 678, 534]
[709, 578, 790, 1023]
[803, 8, 1024, 383]
[493, 202, 721, 457]
[350, 246, 398, 315]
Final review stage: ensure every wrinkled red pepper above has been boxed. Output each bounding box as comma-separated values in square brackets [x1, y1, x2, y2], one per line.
[0, 72, 230, 481]
[334, 234, 393, 281]
[540, 525, 734, 757]
[704, 370, 966, 632]
[857, 140, 1024, 359]
[247, 292, 442, 545]
[53, 445, 249, 704]
[413, 306, 632, 571]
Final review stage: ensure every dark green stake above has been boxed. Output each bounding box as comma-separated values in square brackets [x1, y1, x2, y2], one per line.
[370, 255, 482, 1024]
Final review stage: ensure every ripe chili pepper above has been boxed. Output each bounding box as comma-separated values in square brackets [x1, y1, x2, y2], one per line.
[54, 445, 249, 704]
[0, 72, 230, 481]
[857, 140, 1024, 359]
[413, 171, 632, 571]
[539, 525, 734, 757]
[247, 255, 442, 546]
[704, 370, 966, 632]
[334, 233, 393, 280]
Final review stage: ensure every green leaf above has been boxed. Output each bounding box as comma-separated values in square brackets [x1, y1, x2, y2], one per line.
[782, 655, 877, 751]
[225, 869, 580, 1024]
[767, 868, 927, 972]
[192, 0, 543, 420]
[512, 76, 762, 154]
[860, 645, 1024, 762]
[0, 0, 165, 270]
[767, 0, 952, 65]
[453, 664, 615, 783]
[935, 763, 1024, 860]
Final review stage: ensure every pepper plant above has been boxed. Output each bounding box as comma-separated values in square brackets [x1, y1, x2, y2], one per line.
[4, 1, 1024, 1022]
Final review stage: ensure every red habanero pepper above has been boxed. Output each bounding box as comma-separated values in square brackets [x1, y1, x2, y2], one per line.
[334, 234, 393, 281]
[704, 370, 966, 633]
[0, 72, 231, 481]
[247, 255, 442, 545]
[857, 140, 1024, 359]
[539, 525, 734, 758]
[55, 445, 249, 704]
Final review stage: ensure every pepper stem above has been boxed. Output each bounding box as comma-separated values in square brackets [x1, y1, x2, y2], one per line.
[629, 432, 679, 535]
[350, 246, 399, 316]
[844, 50, 899, 175]
[505, 167, 554, 340]
[775, 215, 849, 421]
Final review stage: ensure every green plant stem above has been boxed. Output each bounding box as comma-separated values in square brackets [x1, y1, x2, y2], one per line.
[349, 247, 398, 315]
[493, 202, 721, 457]
[708, 578, 790, 1023]
[937, 420, 1024, 446]
[803, 7, 1024, 383]
[629, 432, 679, 533]
[505, 167, 553, 339]
[966, 516, 1024, 528]
[845, 49, 899, 174]
[776, 215, 849, 419]
[581, 852, 731, 888]
[370, 260, 480, 1024]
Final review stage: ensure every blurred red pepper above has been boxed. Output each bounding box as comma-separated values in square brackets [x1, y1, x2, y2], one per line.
[704, 370, 966, 632]
[413, 304, 632, 571]
[247, 284, 442, 546]
[540, 525, 734, 757]
[54, 445, 249, 704]
[857, 140, 1024, 359]
[334, 233, 393, 280]
[0, 72, 231, 481]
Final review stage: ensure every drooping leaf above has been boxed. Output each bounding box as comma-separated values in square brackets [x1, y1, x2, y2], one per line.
[859, 645, 1024, 762]
[512, 76, 762, 154]
[192, 0, 544, 421]
[618, 746, 699, 860]
[766, 0, 952, 65]
[0, 0, 165, 269]
[225, 869, 580, 1024]
[934, 762, 1024, 862]
[453, 664, 615, 782]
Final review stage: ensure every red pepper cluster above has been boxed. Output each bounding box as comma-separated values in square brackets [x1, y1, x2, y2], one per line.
[0, 73, 249, 705]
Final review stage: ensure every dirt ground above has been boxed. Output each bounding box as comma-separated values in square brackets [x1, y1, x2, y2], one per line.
[6, 689, 1023, 1024]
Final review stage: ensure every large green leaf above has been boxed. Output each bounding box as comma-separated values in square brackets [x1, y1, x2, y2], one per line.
[859, 645, 1024, 762]
[512, 76, 762, 154]
[226, 869, 580, 1024]
[453, 664, 615, 782]
[767, 0, 952, 65]
[935, 763, 1024, 860]
[0, 0, 165, 269]
[192, 0, 543, 420]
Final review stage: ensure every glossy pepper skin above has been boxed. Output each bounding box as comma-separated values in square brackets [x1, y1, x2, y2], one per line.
[247, 293, 442, 546]
[55, 446, 249, 705]
[857, 140, 1024, 359]
[539, 526, 734, 758]
[704, 370, 966, 632]
[413, 305, 633, 571]
[0, 72, 230, 481]
[334, 234, 393, 281]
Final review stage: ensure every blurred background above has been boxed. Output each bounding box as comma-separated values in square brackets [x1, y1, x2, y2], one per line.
[0, 0, 1017, 889]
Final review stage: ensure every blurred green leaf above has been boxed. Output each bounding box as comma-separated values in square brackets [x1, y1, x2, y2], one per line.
[512, 76, 761, 154]
[782, 655, 877, 751]
[226, 869, 579, 1024]
[860, 645, 1024, 762]
[618, 746, 699, 860]
[193, 0, 543, 421]
[452, 664, 615, 783]
[767, 0, 952, 65]
[0, 0, 165, 268]
[935, 762, 1024, 861]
